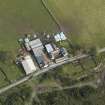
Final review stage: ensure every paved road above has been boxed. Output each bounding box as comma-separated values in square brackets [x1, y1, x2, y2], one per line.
[0, 48, 105, 94]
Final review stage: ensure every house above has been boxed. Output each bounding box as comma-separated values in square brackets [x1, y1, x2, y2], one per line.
[21, 55, 37, 75]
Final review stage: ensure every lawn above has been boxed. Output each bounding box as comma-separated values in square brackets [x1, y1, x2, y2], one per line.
[44, 0, 105, 48]
[0, 0, 59, 87]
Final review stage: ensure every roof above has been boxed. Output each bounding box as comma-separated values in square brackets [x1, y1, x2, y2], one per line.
[24, 38, 30, 43]
[45, 44, 54, 53]
[60, 32, 67, 40]
[54, 34, 61, 42]
[25, 43, 31, 51]
[36, 56, 45, 66]
[32, 48, 45, 66]
[54, 32, 67, 42]
[29, 39, 43, 49]
[21, 55, 37, 75]
[60, 48, 68, 56]
[32, 47, 43, 57]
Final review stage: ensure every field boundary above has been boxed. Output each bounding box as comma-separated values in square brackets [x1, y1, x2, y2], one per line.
[40, 0, 61, 31]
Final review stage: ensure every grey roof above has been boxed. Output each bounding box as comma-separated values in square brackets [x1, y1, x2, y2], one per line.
[32, 48, 43, 57]
[45, 44, 54, 53]
[29, 39, 43, 49]
[36, 56, 44, 65]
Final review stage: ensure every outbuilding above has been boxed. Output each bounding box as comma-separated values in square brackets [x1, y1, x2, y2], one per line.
[60, 32, 67, 40]
[29, 39, 43, 49]
[45, 44, 54, 53]
[21, 55, 37, 75]
[54, 32, 67, 42]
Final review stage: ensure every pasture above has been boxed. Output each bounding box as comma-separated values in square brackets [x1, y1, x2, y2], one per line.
[44, 0, 105, 48]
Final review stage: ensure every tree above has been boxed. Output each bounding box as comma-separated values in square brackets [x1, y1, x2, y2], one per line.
[4, 93, 24, 105]
[19, 85, 32, 101]
[77, 59, 86, 71]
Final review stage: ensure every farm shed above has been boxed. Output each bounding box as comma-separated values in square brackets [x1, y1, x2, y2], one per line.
[60, 32, 67, 40]
[21, 55, 37, 75]
[29, 39, 43, 49]
[45, 44, 54, 53]
[54, 32, 67, 42]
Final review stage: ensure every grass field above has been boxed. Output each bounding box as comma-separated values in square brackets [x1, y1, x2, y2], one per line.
[0, 0, 59, 87]
[44, 0, 105, 48]
[0, 0, 59, 52]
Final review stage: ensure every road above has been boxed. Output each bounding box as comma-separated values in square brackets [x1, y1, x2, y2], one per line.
[0, 48, 105, 94]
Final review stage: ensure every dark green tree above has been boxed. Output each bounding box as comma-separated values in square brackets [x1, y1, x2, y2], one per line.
[4, 93, 24, 105]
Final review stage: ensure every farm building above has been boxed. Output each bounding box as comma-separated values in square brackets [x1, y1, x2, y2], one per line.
[21, 55, 37, 75]
[54, 32, 67, 42]
[60, 32, 67, 40]
[45, 43, 68, 60]
[29, 39, 49, 68]
[21, 35, 68, 69]
[29, 39, 43, 49]
[24, 38, 31, 51]
[45, 44, 54, 53]
[60, 48, 68, 56]
[45, 43, 60, 59]
[24, 38, 43, 51]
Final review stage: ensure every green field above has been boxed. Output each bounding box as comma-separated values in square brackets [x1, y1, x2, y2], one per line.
[44, 0, 105, 48]
[0, 0, 59, 87]
[0, 0, 59, 52]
